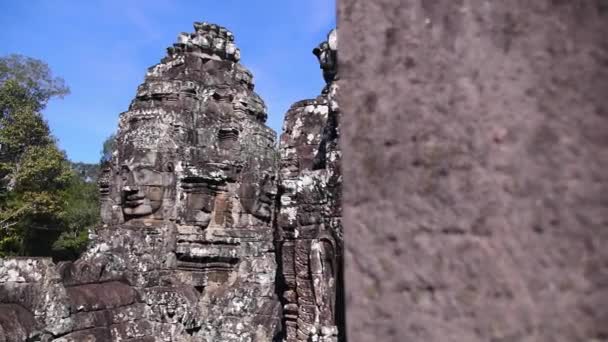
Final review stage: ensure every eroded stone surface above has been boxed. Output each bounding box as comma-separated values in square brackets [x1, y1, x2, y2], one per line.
[340, 1, 608, 341]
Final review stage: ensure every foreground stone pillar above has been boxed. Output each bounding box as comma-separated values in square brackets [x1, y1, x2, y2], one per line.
[339, 1, 608, 341]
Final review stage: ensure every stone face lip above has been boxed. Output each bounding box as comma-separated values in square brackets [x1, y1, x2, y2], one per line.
[0, 23, 344, 342]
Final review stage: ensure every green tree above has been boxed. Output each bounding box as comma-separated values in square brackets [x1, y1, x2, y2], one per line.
[0, 54, 97, 259]
[100, 133, 116, 163]
[52, 173, 99, 260]
[0, 144, 74, 256]
[0, 54, 69, 111]
[0, 79, 56, 201]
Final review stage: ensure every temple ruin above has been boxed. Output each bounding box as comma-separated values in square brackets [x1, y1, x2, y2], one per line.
[276, 28, 343, 342]
[0, 22, 343, 341]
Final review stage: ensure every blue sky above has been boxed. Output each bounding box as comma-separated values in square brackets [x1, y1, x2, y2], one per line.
[0, 0, 335, 163]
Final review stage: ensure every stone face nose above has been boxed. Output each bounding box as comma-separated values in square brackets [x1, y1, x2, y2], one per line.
[122, 185, 135, 192]
[121, 185, 143, 199]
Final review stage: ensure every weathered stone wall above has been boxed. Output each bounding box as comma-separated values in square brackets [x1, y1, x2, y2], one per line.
[0, 258, 70, 340]
[340, 1, 608, 341]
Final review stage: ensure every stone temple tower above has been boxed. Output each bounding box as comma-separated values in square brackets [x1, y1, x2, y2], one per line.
[0, 22, 344, 342]
[96, 20, 282, 341]
[1, 22, 282, 342]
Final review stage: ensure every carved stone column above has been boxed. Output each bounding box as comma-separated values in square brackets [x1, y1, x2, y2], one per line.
[278, 28, 344, 342]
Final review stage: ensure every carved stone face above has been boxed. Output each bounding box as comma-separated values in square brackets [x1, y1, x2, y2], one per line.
[98, 162, 117, 225]
[119, 150, 175, 220]
[239, 170, 277, 221]
[180, 178, 218, 227]
[121, 166, 164, 216]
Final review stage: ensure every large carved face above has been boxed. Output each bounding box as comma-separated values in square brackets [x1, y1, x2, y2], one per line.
[180, 112, 277, 226]
[179, 117, 241, 227]
[180, 177, 220, 227]
[238, 170, 277, 221]
[119, 149, 175, 220]
[236, 126, 278, 222]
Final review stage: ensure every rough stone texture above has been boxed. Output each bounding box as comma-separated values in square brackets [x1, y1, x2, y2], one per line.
[1, 22, 281, 342]
[276, 29, 344, 342]
[0, 22, 345, 341]
[340, 1, 608, 341]
[93, 20, 281, 341]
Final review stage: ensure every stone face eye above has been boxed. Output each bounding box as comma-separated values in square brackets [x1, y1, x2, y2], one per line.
[165, 162, 174, 172]
[120, 165, 130, 179]
[134, 169, 154, 184]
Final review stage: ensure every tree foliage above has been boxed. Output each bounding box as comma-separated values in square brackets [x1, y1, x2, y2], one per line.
[0, 54, 98, 259]
[100, 133, 116, 163]
[0, 54, 70, 111]
[52, 173, 99, 260]
[0, 103, 53, 160]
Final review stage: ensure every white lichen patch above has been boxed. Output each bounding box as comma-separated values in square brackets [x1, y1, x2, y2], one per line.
[283, 207, 297, 224]
[291, 117, 304, 138]
[313, 105, 329, 117]
[146, 55, 185, 77]
[296, 174, 316, 192]
[280, 195, 292, 206]
[307, 133, 316, 144]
